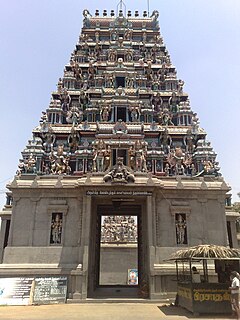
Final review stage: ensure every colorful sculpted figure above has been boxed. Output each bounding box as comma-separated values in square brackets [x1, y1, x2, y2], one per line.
[169, 92, 179, 113]
[128, 146, 135, 170]
[104, 146, 111, 171]
[25, 154, 37, 174]
[49, 145, 71, 175]
[159, 108, 174, 126]
[184, 129, 195, 154]
[101, 106, 110, 122]
[66, 106, 81, 125]
[68, 126, 79, 152]
[130, 106, 139, 122]
[93, 140, 105, 172]
[42, 127, 55, 153]
[61, 89, 71, 112]
[103, 157, 135, 183]
[82, 9, 91, 28]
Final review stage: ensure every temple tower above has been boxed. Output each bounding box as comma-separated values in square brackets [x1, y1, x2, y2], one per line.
[0, 8, 232, 300]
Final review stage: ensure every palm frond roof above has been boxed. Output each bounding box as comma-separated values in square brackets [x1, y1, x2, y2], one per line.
[170, 245, 240, 260]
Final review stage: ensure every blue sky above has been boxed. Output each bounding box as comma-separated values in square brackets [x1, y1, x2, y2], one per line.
[0, 0, 240, 208]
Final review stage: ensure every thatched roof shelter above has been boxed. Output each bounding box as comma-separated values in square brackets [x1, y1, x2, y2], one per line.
[170, 244, 240, 260]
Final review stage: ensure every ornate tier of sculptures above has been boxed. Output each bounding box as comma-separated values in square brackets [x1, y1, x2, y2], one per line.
[16, 9, 220, 180]
[101, 215, 138, 243]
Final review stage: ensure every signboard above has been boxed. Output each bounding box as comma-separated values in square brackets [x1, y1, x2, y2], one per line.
[192, 287, 232, 314]
[86, 190, 152, 196]
[128, 269, 138, 285]
[33, 277, 67, 304]
[0, 277, 34, 305]
[178, 283, 232, 314]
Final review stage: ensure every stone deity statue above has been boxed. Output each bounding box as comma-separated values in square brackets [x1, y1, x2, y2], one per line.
[51, 214, 62, 244]
[176, 214, 187, 244]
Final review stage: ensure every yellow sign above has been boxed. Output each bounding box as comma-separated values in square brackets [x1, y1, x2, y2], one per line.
[178, 286, 231, 303]
[178, 286, 192, 300]
[193, 289, 230, 302]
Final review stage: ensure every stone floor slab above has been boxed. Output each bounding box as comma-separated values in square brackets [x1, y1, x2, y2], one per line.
[0, 303, 232, 320]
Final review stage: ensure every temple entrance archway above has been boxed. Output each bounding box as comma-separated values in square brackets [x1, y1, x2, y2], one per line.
[87, 201, 149, 298]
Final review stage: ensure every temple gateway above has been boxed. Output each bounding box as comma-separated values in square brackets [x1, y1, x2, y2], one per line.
[0, 8, 236, 301]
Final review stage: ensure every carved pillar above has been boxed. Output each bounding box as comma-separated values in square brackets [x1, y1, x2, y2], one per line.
[148, 192, 157, 299]
[197, 198, 208, 244]
[147, 194, 155, 247]
[72, 265, 84, 300]
[77, 196, 83, 247]
[229, 219, 238, 248]
[7, 196, 20, 246]
[73, 194, 91, 299]
[0, 215, 11, 263]
[29, 197, 40, 246]
[0, 220, 7, 262]
[218, 197, 230, 247]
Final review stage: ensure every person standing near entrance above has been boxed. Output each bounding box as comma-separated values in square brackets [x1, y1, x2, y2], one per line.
[191, 266, 201, 283]
[229, 271, 240, 319]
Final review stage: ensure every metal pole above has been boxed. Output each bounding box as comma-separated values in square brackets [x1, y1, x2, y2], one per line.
[147, 0, 150, 17]
[176, 260, 179, 281]
[190, 259, 192, 283]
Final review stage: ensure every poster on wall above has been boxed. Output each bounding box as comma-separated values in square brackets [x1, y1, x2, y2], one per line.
[33, 276, 67, 304]
[128, 269, 138, 285]
[0, 277, 34, 305]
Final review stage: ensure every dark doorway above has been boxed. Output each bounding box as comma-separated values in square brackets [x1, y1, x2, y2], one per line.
[112, 149, 127, 166]
[227, 221, 233, 248]
[87, 204, 148, 298]
[116, 76, 125, 87]
[3, 220, 10, 249]
[117, 106, 126, 121]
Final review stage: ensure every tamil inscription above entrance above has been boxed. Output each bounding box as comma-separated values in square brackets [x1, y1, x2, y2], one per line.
[86, 191, 153, 196]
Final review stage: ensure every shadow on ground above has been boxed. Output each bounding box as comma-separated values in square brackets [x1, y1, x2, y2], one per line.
[158, 304, 232, 319]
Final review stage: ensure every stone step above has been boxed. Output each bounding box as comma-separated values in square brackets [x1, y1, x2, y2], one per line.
[67, 298, 175, 304]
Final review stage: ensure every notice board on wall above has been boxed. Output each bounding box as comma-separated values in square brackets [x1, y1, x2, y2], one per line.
[33, 277, 67, 304]
[0, 277, 34, 305]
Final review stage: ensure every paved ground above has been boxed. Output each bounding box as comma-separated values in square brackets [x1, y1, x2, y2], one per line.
[0, 303, 233, 320]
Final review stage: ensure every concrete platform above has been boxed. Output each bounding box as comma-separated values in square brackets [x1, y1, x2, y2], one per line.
[0, 303, 232, 320]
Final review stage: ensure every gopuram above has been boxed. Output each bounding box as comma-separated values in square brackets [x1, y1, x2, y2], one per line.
[0, 7, 235, 301]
